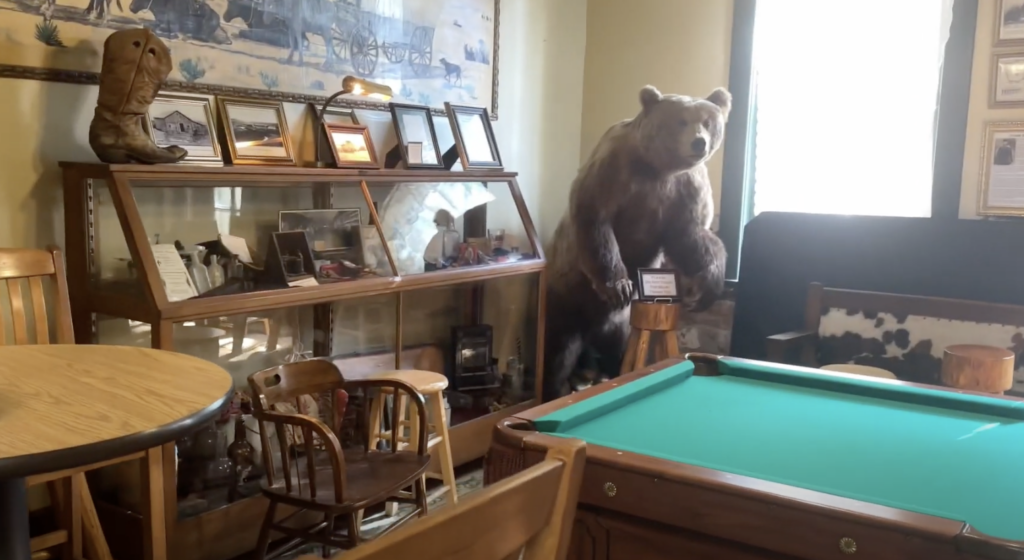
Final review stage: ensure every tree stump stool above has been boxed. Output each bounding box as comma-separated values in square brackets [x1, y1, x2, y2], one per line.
[620, 302, 681, 374]
[941, 344, 1014, 395]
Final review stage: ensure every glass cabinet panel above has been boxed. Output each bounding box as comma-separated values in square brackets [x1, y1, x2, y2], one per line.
[123, 179, 391, 302]
[402, 273, 540, 427]
[344, 180, 537, 277]
[93, 181, 144, 297]
[116, 177, 538, 306]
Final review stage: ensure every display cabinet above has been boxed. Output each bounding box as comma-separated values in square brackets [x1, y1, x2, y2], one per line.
[59, 162, 546, 560]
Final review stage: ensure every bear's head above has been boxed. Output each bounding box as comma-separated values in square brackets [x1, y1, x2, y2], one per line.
[634, 85, 732, 174]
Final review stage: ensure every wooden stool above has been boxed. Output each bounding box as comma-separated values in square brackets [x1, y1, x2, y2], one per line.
[368, 370, 458, 512]
[941, 344, 1014, 394]
[620, 302, 681, 374]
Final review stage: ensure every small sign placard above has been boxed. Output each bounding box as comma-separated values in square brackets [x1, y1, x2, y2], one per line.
[637, 268, 680, 302]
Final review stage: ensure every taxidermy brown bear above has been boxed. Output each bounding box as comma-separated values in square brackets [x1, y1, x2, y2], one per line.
[542, 85, 732, 401]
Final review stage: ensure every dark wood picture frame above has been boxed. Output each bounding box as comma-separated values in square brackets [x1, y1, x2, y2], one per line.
[389, 102, 446, 169]
[309, 103, 360, 125]
[636, 268, 681, 302]
[265, 230, 318, 287]
[323, 123, 380, 169]
[444, 102, 503, 170]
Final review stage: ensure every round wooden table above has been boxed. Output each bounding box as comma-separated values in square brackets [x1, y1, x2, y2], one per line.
[0, 345, 233, 560]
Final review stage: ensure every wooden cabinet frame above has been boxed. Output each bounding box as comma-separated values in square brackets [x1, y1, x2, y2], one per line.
[60, 162, 547, 560]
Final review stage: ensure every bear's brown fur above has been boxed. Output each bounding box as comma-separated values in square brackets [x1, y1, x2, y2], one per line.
[542, 85, 732, 401]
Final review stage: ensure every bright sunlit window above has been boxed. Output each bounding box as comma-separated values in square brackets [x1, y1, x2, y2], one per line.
[750, 1, 955, 218]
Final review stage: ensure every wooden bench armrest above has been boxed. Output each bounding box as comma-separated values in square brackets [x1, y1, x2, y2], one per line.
[765, 330, 817, 362]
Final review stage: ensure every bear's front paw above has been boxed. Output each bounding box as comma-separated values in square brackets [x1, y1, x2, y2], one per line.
[596, 278, 634, 308]
[683, 276, 723, 313]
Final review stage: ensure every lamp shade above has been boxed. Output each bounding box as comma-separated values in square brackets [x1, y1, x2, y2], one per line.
[341, 76, 393, 101]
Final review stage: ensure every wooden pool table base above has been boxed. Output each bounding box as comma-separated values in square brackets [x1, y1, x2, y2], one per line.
[485, 357, 1024, 560]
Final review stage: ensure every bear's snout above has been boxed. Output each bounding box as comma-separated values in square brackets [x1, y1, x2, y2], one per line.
[691, 137, 707, 155]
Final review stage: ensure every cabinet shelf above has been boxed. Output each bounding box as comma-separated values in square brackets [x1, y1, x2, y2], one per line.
[61, 162, 519, 183]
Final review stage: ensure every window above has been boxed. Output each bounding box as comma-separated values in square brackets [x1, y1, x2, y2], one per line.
[719, 0, 976, 281]
[751, 1, 953, 218]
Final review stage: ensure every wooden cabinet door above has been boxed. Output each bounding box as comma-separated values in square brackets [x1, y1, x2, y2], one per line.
[578, 509, 794, 560]
[568, 509, 606, 560]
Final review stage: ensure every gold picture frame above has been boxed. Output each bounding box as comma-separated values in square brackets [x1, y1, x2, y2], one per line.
[978, 121, 1024, 216]
[991, 52, 1024, 107]
[145, 94, 223, 165]
[216, 97, 295, 166]
[324, 123, 380, 169]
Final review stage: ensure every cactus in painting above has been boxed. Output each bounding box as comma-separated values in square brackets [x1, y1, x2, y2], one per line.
[259, 71, 279, 90]
[34, 19, 65, 47]
[179, 58, 206, 83]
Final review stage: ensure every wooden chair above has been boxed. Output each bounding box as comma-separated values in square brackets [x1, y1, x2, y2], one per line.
[303, 434, 586, 560]
[247, 360, 432, 558]
[0, 247, 169, 560]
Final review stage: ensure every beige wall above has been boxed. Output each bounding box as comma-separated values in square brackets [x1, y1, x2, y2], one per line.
[0, 0, 586, 253]
[960, 0, 1005, 219]
[578, 0, 734, 214]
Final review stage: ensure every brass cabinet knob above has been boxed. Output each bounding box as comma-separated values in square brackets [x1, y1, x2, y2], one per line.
[839, 537, 857, 554]
[603, 482, 617, 497]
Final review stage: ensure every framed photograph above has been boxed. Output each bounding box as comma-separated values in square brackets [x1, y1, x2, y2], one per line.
[978, 122, 1024, 216]
[636, 268, 681, 303]
[389, 103, 445, 169]
[999, 0, 1024, 45]
[445, 103, 503, 170]
[408, 142, 424, 164]
[993, 53, 1024, 107]
[216, 97, 295, 165]
[279, 209, 362, 253]
[309, 103, 359, 126]
[145, 94, 222, 165]
[323, 124, 379, 169]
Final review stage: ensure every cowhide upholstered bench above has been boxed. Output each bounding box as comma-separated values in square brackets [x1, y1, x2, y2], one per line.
[765, 282, 1024, 395]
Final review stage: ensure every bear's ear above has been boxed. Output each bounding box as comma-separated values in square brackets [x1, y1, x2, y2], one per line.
[706, 88, 732, 120]
[640, 85, 662, 110]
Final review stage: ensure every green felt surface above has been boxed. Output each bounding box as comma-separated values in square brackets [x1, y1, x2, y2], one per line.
[536, 359, 1024, 540]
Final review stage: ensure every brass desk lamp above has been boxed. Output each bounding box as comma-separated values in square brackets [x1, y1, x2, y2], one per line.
[315, 76, 393, 167]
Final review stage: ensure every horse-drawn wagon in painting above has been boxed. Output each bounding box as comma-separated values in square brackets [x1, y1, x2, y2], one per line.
[330, 0, 436, 77]
[222, 0, 435, 78]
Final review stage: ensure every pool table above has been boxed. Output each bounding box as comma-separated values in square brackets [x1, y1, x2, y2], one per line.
[486, 354, 1024, 560]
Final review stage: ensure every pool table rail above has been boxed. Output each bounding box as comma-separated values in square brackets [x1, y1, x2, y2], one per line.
[486, 355, 1024, 560]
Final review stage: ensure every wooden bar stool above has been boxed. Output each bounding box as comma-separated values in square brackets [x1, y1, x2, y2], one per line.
[367, 370, 458, 510]
[620, 302, 681, 374]
[941, 344, 1014, 394]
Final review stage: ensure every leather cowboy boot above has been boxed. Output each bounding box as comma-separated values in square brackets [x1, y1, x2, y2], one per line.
[89, 28, 188, 164]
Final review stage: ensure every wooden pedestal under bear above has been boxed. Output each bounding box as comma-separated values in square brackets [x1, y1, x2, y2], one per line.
[542, 85, 732, 401]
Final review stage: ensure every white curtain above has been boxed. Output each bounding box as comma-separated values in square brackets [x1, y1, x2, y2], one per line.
[750, 0, 956, 218]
